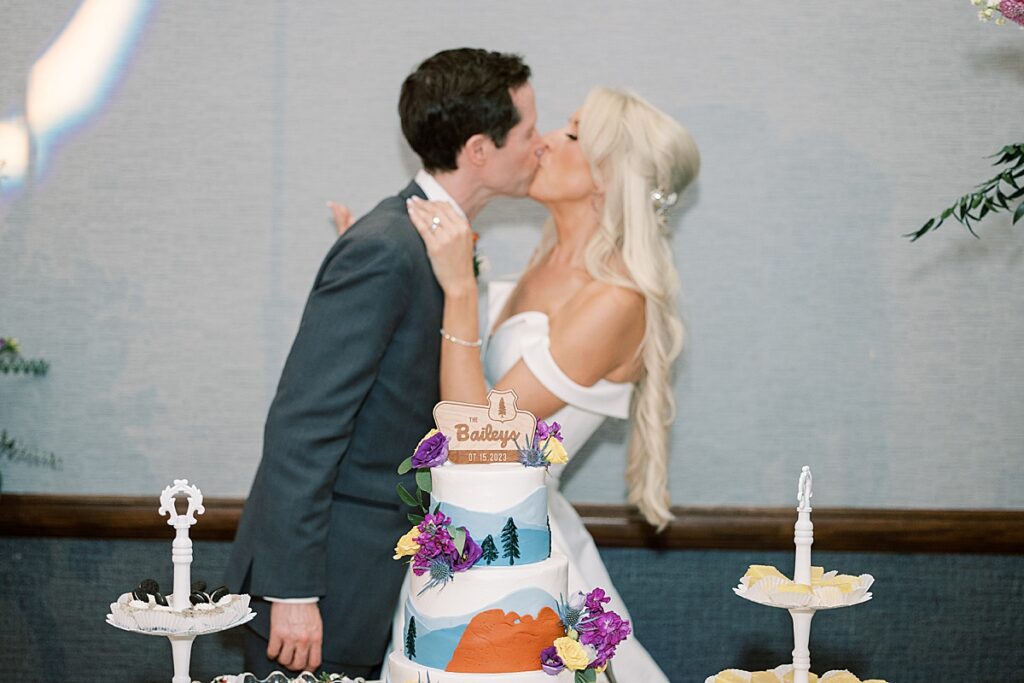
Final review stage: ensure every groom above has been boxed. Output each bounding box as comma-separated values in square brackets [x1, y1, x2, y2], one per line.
[225, 48, 543, 679]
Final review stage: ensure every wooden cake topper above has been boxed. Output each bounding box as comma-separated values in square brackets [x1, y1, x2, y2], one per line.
[433, 389, 537, 464]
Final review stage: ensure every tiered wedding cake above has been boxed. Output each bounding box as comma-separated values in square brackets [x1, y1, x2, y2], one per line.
[387, 391, 627, 683]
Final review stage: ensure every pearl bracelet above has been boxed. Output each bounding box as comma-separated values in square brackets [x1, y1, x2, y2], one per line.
[440, 328, 482, 348]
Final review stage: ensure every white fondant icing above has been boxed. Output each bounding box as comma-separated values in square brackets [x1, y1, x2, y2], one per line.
[432, 462, 548, 513]
[409, 554, 568, 619]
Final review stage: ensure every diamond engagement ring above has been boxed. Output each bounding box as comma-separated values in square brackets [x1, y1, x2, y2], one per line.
[430, 216, 442, 233]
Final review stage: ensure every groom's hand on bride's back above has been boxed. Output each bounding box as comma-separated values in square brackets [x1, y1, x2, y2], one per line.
[267, 601, 323, 673]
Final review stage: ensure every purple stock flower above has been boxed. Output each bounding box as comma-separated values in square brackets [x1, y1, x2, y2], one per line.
[411, 512, 457, 575]
[535, 420, 563, 445]
[451, 532, 483, 573]
[578, 610, 631, 668]
[411, 431, 449, 468]
[412, 513, 483, 579]
[584, 587, 611, 613]
[539, 645, 565, 675]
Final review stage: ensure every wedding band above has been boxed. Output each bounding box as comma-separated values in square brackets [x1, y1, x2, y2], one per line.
[430, 216, 442, 233]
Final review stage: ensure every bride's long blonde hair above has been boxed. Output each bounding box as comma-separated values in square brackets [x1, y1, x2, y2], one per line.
[531, 87, 700, 529]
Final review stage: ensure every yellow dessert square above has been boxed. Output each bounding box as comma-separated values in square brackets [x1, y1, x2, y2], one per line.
[821, 672, 861, 683]
[782, 672, 819, 683]
[744, 565, 788, 585]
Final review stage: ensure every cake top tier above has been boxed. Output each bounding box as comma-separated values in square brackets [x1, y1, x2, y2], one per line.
[432, 462, 548, 511]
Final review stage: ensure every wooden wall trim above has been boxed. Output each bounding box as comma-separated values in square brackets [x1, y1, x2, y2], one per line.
[1, 494, 1022, 554]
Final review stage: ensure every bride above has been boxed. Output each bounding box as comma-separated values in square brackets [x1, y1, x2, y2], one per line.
[402, 86, 699, 682]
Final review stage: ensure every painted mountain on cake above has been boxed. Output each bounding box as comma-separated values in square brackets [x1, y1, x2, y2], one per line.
[403, 587, 562, 672]
[447, 606, 563, 672]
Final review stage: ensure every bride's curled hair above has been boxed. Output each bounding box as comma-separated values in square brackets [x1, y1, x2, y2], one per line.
[535, 87, 700, 529]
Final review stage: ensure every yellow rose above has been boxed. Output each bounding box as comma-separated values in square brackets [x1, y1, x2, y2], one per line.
[544, 438, 568, 465]
[393, 526, 421, 560]
[553, 636, 591, 671]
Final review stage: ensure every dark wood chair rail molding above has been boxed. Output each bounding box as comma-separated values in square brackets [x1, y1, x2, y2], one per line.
[1, 494, 1022, 554]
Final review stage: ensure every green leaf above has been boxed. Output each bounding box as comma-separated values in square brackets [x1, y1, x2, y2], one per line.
[416, 469, 432, 493]
[407, 513, 425, 525]
[416, 486, 426, 508]
[397, 483, 419, 508]
[454, 526, 467, 556]
[971, 193, 983, 209]
[1003, 172, 1020, 190]
[979, 204, 990, 219]
[397, 457, 413, 475]
[575, 669, 597, 683]
[941, 207, 953, 220]
[1014, 201, 1024, 225]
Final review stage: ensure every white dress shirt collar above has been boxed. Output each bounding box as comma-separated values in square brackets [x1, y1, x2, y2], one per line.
[414, 169, 467, 219]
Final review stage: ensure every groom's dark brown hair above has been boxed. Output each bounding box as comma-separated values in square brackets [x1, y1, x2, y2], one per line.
[399, 48, 531, 173]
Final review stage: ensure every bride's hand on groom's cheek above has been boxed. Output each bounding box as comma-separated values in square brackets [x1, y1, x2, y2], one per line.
[406, 197, 477, 295]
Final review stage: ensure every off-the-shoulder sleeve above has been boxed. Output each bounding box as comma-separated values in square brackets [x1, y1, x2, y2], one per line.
[521, 335, 632, 419]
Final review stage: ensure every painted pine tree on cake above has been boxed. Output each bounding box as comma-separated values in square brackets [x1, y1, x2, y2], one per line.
[501, 517, 520, 565]
[481, 533, 498, 565]
[498, 397, 507, 417]
[406, 616, 417, 659]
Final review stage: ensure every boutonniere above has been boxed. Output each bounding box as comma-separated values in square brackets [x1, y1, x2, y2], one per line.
[472, 231, 489, 279]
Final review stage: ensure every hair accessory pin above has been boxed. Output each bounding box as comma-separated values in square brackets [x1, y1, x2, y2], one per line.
[650, 188, 679, 218]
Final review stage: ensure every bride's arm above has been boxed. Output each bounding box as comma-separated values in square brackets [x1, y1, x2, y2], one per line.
[407, 198, 643, 419]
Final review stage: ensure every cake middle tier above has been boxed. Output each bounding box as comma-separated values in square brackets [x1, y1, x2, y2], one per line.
[402, 553, 569, 674]
[431, 462, 550, 566]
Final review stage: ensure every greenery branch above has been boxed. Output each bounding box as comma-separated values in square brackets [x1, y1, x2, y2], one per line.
[0, 337, 50, 376]
[1, 338, 54, 494]
[0, 430, 63, 492]
[908, 144, 1024, 241]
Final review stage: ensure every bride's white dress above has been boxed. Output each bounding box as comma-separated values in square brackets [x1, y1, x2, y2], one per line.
[386, 281, 669, 683]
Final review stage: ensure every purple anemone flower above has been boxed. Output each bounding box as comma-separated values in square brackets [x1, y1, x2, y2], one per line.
[412, 431, 449, 468]
[540, 645, 565, 675]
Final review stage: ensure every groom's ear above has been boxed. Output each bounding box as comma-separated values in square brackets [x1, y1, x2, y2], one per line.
[461, 133, 493, 169]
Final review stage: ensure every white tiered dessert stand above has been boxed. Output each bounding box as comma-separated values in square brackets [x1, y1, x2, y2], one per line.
[106, 479, 256, 683]
[708, 467, 876, 683]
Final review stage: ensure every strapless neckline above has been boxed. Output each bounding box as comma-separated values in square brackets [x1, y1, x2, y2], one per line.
[489, 310, 633, 391]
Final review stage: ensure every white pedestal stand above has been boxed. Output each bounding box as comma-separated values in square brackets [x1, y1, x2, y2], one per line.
[790, 467, 815, 683]
[106, 479, 255, 683]
[725, 467, 875, 683]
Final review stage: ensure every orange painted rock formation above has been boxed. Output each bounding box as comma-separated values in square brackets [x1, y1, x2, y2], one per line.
[445, 606, 565, 673]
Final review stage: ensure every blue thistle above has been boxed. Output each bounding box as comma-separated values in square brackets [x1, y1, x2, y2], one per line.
[418, 556, 454, 594]
[557, 593, 585, 631]
[518, 446, 548, 468]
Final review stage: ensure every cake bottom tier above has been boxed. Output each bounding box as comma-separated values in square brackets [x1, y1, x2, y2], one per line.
[387, 650, 572, 682]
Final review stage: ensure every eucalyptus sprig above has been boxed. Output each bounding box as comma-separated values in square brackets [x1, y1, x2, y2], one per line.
[0, 429, 63, 492]
[0, 337, 49, 376]
[907, 144, 1024, 241]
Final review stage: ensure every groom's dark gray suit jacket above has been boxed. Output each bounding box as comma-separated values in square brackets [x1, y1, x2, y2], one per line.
[226, 181, 441, 668]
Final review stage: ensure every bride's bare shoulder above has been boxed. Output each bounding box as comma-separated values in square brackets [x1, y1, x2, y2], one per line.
[563, 279, 645, 325]
[547, 280, 645, 385]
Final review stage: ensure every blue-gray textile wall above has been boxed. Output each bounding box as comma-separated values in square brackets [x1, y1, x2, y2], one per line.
[2, 1, 1023, 508]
